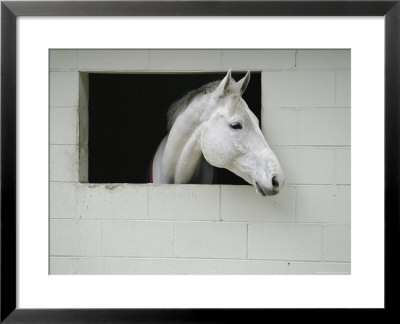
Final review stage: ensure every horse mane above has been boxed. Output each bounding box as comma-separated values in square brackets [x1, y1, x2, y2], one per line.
[166, 80, 220, 131]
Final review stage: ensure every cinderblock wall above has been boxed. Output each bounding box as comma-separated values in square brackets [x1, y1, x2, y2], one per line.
[49, 49, 351, 275]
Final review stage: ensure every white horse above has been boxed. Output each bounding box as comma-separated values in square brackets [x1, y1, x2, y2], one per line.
[149, 70, 285, 196]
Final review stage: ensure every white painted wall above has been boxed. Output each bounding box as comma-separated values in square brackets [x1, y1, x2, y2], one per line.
[49, 49, 350, 275]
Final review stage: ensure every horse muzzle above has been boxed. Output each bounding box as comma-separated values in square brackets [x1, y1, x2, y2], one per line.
[254, 174, 284, 197]
[255, 181, 277, 196]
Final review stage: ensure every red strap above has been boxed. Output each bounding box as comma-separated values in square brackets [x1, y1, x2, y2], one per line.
[149, 150, 157, 183]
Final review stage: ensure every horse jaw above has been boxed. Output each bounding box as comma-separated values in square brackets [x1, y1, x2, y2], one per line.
[259, 148, 284, 195]
[229, 149, 285, 196]
[201, 122, 286, 197]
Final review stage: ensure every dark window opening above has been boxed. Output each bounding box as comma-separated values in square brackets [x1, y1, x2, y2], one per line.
[88, 72, 262, 184]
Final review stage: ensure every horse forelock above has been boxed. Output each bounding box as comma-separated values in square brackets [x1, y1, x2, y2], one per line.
[166, 77, 246, 131]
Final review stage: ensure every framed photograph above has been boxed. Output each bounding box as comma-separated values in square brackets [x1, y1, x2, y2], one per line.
[1, 0, 399, 322]
[47, 48, 350, 275]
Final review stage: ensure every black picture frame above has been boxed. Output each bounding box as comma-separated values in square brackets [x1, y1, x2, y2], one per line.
[1, 0, 399, 322]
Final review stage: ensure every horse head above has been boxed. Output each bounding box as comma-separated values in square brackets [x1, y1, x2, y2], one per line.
[200, 70, 285, 196]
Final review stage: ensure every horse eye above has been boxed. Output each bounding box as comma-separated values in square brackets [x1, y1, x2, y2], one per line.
[230, 122, 242, 130]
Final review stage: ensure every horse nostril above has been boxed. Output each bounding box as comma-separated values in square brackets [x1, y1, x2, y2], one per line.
[272, 176, 279, 189]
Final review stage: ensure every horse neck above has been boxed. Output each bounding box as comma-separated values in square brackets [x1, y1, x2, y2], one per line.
[162, 100, 208, 184]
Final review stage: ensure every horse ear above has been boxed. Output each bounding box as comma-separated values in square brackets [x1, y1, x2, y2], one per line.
[214, 69, 232, 97]
[237, 71, 250, 94]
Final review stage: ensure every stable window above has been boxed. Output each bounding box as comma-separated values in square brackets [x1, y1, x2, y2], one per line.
[88, 72, 261, 184]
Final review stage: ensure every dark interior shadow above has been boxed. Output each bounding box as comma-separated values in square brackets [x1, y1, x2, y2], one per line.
[88, 72, 261, 184]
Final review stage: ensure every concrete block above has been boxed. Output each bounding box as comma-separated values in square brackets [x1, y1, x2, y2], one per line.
[296, 50, 350, 69]
[273, 147, 334, 184]
[149, 184, 219, 221]
[222, 50, 295, 70]
[336, 71, 351, 107]
[77, 49, 149, 71]
[79, 145, 88, 183]
[288, 261, 350, 274]
[248, 223, 322, 261]
[175, 222, 247, 259]
[49, 220, 103, 256]
[79, 73, 89, 109]
[49, 145, 79, 182]
[49, 257, 104, 274]
[262, 71, 335, 107]
[262, 108, 297, 145]
[49, 72, 79, 107]
[149, 49, 221, 71]
[77, 184, 148, 220]
[78, 108, 89, 183]
[322, 224, 351, 261]
[50, 108, 79, 144]
[335, 148, 351, 184]
[102, 258, 289, 275]
[296, 185, 351, 223]
[221, 185, 295, 222]
[78, 109, 88, 145]
[297, 108, 350, 145]
[103, 221, 175, 257]
[49, 49, 78, 71]
[50, 182, 77, 219]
